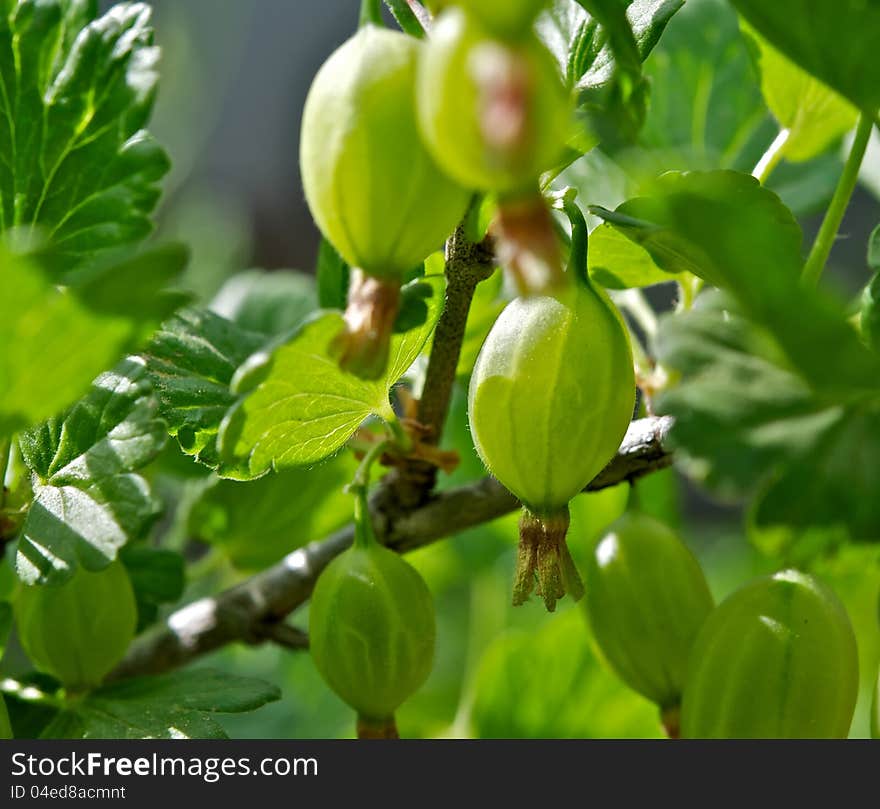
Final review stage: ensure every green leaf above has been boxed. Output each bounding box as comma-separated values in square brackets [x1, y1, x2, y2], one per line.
[15, 358, 166, 585]
[219, 275, 446, 477]
[542, 0, 681, 91]
[119, 545, 185, 631]
[587, 222, 678, 288]
[869, 224, 880, 272]
[635, 0, 842, 217]
[190, 453, 357, 570]
[41, 669, 280, 739]
[0, 1, 169, 270]
[593, 170, 880, 395]
[0, 601, 12, 661]
[538, 0, 683, 151]
[862, 225, 880, 352]
[744, 25, 857, 162]
[730, 0, 880, 114]
[383, 0, 426, 38]
[471, 609, 662, 738]
[210, 270, 317, 337]
[0, 245, 185, 438]
[657, 292, 880, 542]
[143, 309, 266, 475]
[637, 0, 767, 167]
[316, 237, 350, 310]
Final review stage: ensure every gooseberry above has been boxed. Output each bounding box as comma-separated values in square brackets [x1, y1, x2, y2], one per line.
[14, 560, 137, 692]
[680, 570, 858, 739]
[301, 25, 470, 378]
[468, 278, 635, 610]
[584, 511, 714, 734]
[309, 491, 436, 738]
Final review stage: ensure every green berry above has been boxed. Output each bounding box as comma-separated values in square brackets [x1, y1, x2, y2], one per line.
[681, 570, 859, 739]
[301, 25, 469, 280]
[468, 280, 635, 609]
[14, 561, 137, 692]
[417, 8, 571, 193]
[469, 284, 634, 514]
[309, 503, 436, 730]
[584, 512, 714, 714]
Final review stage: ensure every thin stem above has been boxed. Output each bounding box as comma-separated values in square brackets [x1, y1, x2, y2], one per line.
[357, 714, 399, 739]
[359, 0, 383, 27]
[390, 222, 495, 507]
[752, 128, 790, 184]
[561, 197, 590, 288]
[350, 439, 391, 494]
[384, 416, 412, 452]
[803, 113, 875, 286]
[349, 438, 391, 549]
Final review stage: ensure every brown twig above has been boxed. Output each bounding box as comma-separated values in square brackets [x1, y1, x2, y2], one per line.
[111, 416, 673, 679]
[391, 226, 495, 506]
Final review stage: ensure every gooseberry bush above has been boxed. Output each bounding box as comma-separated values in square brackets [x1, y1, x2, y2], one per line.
[1, 0, 880, 740]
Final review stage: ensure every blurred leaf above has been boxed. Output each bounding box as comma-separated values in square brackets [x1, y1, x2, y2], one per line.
[0, 601, 12, 661]
[631, 467, 681, 529]
[471, 609, 662, 738]
[0, 246, 185, 438]
[657, 292, 880, 542]
[639, 0, 768, 169]
[155, 189, 253, 300]
[873, 668, 879, 739]
[538, 0, 682, 151]
[0, 1, 169, 270]
[40, 669, 280, 739]
[316, 237, 349, 310]
[869, 225, 880, 272]
[190, 453, 356, 570]
[748, 520, 846, 568]
[383, 0, 426, 38]
[730, 0, 880, 114]
[744, 25, 857, 162]
[594, 170, 880, 396]
[394, 280, 434, 333]
[119, 545, 185, 631]
[219, 275, 445, 476]
[211, 270, 317, 337]
[588, 222, 680, 288]
[634, 0, 844, 216]
[568, 483, 630, 569]
[16, 358, 166, 585]
[0, 693, 10, 739]
[862, 227, 880, 352]
[143, 309, 266, 475]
